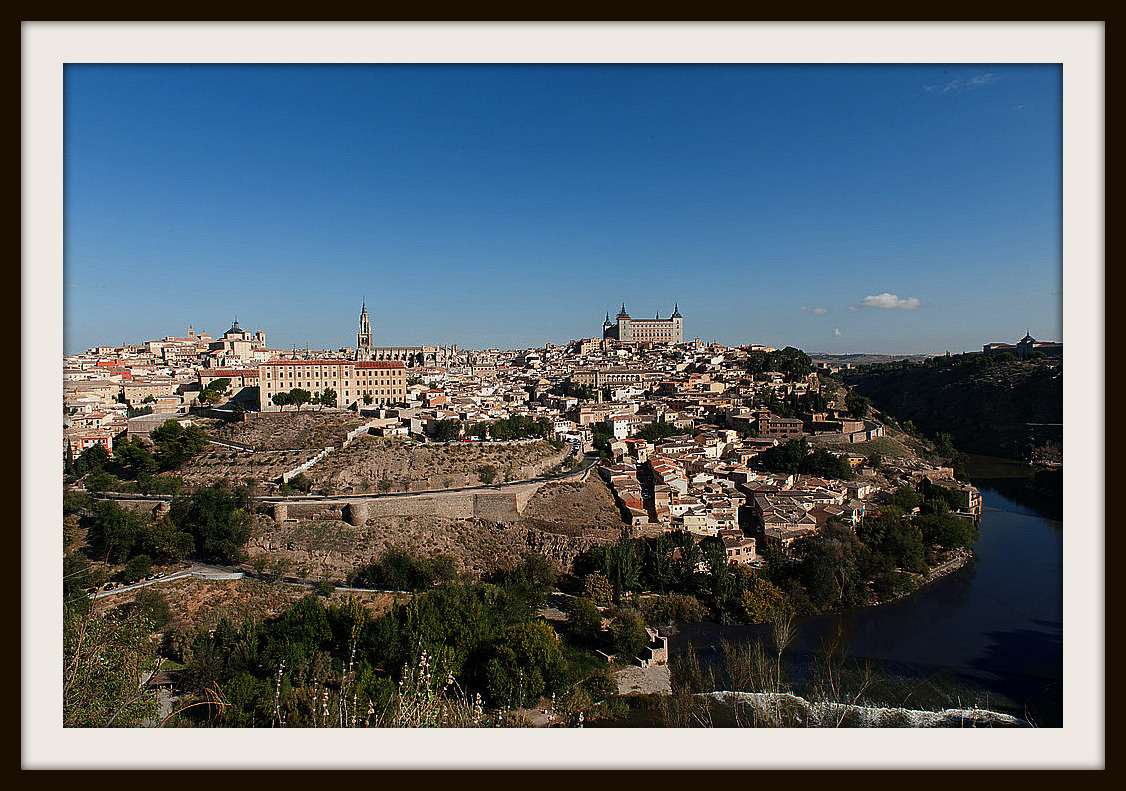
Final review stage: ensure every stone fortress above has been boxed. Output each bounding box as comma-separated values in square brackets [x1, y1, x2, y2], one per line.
[602, 304, 683, 345]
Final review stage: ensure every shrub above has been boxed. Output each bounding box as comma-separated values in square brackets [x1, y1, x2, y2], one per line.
[641, 594, 707, 625]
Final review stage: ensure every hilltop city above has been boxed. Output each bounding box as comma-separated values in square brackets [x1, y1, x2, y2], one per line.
[60, 298, 1070, 729]
[65, 302, 1009, 564]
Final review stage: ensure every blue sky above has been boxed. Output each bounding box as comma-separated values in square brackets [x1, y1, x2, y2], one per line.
[64, 63, 1062, 355]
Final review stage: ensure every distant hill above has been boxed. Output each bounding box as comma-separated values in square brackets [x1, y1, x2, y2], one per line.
[808, 353, 930, 366]
[839, 357, 1062, 461]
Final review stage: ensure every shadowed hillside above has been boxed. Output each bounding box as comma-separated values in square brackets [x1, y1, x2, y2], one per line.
[840, 356, 1062, 462]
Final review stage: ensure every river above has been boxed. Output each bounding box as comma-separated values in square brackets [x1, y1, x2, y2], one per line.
[658, 455, 1064, 727]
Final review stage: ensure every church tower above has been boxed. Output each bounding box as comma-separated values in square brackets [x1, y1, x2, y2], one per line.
[357, 299, 372, 360]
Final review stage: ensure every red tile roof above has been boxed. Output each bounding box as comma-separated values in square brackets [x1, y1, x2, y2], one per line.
[260, 359, 405, 369]
[202, 369, 259, 377]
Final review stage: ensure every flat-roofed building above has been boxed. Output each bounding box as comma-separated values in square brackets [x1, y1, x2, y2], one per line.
[257, 358, 406, 411]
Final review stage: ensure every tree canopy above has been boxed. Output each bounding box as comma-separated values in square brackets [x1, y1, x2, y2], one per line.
[169, 483, 253, 564]
[745, 346, 813, 382]
[150, 420, 210, 470]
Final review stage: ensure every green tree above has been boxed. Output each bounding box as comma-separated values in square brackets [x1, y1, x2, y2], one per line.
[493, 553, 558, 610]
[363, 393, 374, 405]
[845, 390, 871, 420]
[795, 523, 869, 612]
[319, 387, 337, 408]
[885, 485, 922, 512]
[138, 515, 195, 561]
[88, 499, 144, 563]
[581, 571, 613, 605]
[122, 554, 153, 581]
[484, 621, 565, 707]
[478, 464, 498, 484]
[934, 432, 956, 460]
[130, 588, 172, 629]
[150, 420, 209, 470]
[63, 605, 161, 727]
[74, 444, 110, 477]
[637, 421, 681, 442]
[758, 437, 807, 476]
[641, 532, 676, 593]
[433, 419, 462, 442]
[83, 469, 119, 493]
[610, 609, 649, 661]
[272, 391, 291, 410]
[739, 575, 789, 623]
[288, 388, 312, 411]
[800, 447, 854, 480]
[113, 437, 157, 479]
[170, 484, 252, 564]
[915, 512, 979, 550]
[602, 541, 642, 603]
[565, 598, 603, 645]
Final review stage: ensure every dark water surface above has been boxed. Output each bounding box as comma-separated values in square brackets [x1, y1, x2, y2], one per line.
[665, 456, 1063, 727]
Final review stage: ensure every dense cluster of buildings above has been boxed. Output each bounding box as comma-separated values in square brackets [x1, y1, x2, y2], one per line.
[65, 303, 982, 559]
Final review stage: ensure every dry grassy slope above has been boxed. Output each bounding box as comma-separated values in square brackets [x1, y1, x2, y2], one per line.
[207, 411, 368, 450]
[166, 448, 318, 487]
[248, 474, 624, 577]
[97, 578, 401, 635]
[305, 435, 565, 492]
[809, 431, 929, 460]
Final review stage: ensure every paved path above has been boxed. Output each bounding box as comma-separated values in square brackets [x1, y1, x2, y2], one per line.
[91, 562, 414, 600]
[90, 563, 243, 600]
[87, 454, 597, 504]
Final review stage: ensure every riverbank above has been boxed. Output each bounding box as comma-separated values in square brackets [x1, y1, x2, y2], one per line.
[864, 548, 975, 609]
[965, 453, 1062, 520]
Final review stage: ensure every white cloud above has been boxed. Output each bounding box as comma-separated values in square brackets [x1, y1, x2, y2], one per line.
[801, 306, 829, 315]
[967, 72, 998, 87]
[855, 292, 921, 310]
[833, 328, 842, 337]
[924, 72, 999, 94]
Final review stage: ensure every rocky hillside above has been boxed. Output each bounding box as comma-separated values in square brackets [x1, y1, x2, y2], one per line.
[206, 411, 368, 450]
[304, 435, 566, 493]
[841, 358, 1062, 460]
[247, 474, 624, 578]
